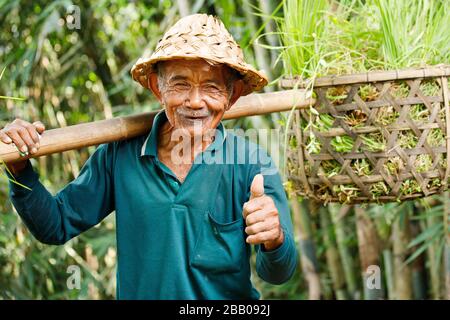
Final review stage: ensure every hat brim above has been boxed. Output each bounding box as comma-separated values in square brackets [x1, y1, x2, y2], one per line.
[131, 55, 268, 96]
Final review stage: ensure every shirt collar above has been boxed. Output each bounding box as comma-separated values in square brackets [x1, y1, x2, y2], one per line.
[140, 110, 227, 157]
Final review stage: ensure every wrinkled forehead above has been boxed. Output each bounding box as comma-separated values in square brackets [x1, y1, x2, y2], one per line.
[158, 59, 232, 84]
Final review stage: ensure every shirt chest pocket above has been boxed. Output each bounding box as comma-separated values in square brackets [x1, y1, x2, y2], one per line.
[190, 211, 246, 274]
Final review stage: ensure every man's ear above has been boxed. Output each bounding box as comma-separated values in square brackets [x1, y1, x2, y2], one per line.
[148, 73, 163, 102]
[226, 79, 244, 111]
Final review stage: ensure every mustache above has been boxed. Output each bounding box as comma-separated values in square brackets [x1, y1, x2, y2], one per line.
[176, 108, 212, 118]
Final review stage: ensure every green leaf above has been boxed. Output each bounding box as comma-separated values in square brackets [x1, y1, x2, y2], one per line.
[407, 222, 443, 249]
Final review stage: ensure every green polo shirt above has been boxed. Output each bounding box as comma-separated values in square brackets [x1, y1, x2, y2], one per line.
[7, 110, 297, 299]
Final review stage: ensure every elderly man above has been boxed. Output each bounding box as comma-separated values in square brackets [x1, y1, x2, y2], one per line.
[1, 14, 297, 299]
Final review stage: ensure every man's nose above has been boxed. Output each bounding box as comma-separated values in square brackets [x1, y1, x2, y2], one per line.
[187, 87, 204, 109]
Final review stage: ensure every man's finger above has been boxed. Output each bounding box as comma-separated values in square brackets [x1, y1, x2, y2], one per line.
[17, 127, 37, 154]
[0, 131, 12, 144]
[32, 121, 45, 134]
[250, 174, 264, 200]
[4, 129, 28, 153]
[25, 123, 40, 145]
[242, 197, 265, 219]
[246, 229, 278, 245]
[243, 195, 274, 218]
[245, 221, 271, 236]
[245, 208, 271, 226]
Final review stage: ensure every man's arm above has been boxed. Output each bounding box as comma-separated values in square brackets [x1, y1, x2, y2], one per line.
[244, 148, 298, 285]
[5, 143, 116, 245]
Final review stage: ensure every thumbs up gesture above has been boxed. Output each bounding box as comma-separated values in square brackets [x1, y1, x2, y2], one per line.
[243, 174, 284, 251]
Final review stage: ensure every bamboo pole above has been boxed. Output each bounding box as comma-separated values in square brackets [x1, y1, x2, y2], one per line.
[410, 219, 427, 300]
[291, 197, 321, 300]
[393, 209, 413, 300]
[320, 205, 348, 300]
[176, 0, 190, 17]
[258, 0, 281, 77]
[330, 204, 359, 299]
[355, 206, 384, 300]
[424, 214, 441, 299]
[0, 89, 313, 164]
[372, 205, 394, 299]
[242, 0, 273, 90]
[383, 249, 395, 300]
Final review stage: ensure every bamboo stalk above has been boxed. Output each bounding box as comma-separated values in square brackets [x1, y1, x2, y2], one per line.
[176, 0, 190, 17]
[330, 204, 359, 299]
[383, 249, 395, 300]
[393, 209, 413, 300]
[320, 205, 348, 300]
[56, 110, 80, 178]
[355, 206, 384, 300]
[257, 0, 281, 77]
[425, 213, 442, 299]
[242, 0, 273, 90]
[410, 220, 427, 300]
[0, 89, 313, 164]
[291, 197, 321, 300]
[372, 205, 394, 300]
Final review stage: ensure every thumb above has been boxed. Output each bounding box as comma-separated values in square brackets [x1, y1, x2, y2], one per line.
[250, 174, 264, 200]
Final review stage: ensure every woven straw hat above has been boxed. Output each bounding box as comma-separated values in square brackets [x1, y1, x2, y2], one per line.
[131, 14, 268, 96]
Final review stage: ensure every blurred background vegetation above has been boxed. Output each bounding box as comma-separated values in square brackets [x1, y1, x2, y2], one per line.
[0, 0, 449, 299]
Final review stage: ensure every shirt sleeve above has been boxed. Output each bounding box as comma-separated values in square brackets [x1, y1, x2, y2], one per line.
[247, 146, 298, 285]
[6, 143, 116, 245]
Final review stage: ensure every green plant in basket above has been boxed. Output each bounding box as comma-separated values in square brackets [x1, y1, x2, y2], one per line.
[427, 128, 445, 147]
[321, 159, 342, 178]
[374, 106, 399, 126]
[351, 158, 373, 176]
[400, 179, 422, 195]
[414, 154, 433, 174]
[361, 132, 386, 152]
[358, 84, 379, 101]
[331, 135, 354, 153]
[398, 130, 419, 149]
[370, 181, 390, 199]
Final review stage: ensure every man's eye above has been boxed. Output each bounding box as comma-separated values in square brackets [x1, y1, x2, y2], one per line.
[205, 85, 220, 91]
[173, 82, 190, 89]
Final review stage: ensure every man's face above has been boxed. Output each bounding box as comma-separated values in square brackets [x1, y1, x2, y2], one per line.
[152, 59, 240, 136]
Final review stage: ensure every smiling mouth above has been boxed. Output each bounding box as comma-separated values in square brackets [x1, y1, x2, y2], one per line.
[177, 108, 211, 121]
[184, 115, 208, 120]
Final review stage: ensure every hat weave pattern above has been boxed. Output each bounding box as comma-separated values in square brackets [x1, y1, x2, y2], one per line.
[131, 14, 268, 96]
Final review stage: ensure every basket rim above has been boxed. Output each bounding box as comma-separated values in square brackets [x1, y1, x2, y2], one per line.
[280, 64, 450, 89]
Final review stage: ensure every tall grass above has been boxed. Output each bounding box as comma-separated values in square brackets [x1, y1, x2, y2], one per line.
[277, 0, 385, 80]
[278, 0, 328, 78]
[374, 0, 450, 68]
[278, 0, 449, 76]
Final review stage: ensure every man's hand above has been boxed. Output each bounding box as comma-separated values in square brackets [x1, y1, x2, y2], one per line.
[0, 118, 45, 175]
[243, 174, 284, 251]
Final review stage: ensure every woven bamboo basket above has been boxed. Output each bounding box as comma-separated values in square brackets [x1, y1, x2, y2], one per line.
[280, 65, 450, 204]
